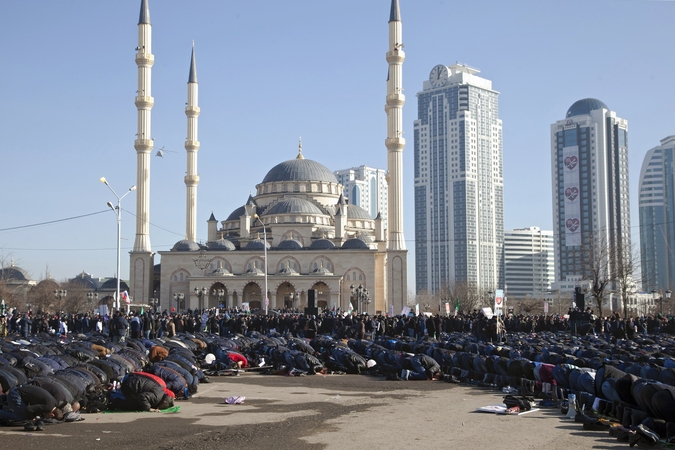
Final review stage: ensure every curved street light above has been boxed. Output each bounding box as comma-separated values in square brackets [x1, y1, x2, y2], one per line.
[100, 177, 136, 312]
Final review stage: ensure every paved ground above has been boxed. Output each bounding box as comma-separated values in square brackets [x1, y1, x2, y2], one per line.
[0, 373, 628, 449]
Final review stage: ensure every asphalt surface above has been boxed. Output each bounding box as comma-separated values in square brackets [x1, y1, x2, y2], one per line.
[0, 372, 629, 450]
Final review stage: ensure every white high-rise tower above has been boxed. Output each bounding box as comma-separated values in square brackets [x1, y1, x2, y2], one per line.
[185, 44, 200, 242]
[129, 0, 155, 304]
[385, 0, 408, 312]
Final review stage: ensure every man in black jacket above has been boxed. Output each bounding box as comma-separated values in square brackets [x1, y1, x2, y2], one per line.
[0, 385, 62, 423]
[110, 311, 129, 343]
[110, 373, 174, 412]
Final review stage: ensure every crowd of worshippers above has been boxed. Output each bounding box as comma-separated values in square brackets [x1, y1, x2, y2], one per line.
[3, 307, 675, 444]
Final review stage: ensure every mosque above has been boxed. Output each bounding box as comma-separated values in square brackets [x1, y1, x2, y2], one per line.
[129, 0, 408, 315]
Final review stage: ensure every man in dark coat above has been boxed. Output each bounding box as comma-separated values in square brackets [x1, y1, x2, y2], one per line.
[0, 385, 62, 423]
[111, 373, 174, 412]
[110, 311, 129, 343]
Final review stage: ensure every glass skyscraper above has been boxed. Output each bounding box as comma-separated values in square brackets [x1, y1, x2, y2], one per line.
[551, 98, 631, 285]
[639, 136, 675, 292]
[414, 64, 504, 294]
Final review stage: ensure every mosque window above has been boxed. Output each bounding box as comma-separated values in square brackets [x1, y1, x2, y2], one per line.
[359, 274, 363, 281]
[346, 275, 350, 281]
[173, 275, 178, 281]
[179, 273, 184, 281]
[294, 183, 299, 192]
[352, 271, 356, 279]
[283, 184, 288, 192]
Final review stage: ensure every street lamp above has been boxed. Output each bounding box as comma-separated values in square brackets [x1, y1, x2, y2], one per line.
[87, 292, 99, 312]
[253, 214, 269, 315]
[212, 288, 225, 309]
[350, 284, 370, 314]
[666, 290, 672, 316]
[194, 286, 207, 312]
[173, 293, 185, 312]
[53, 289, 67, 313]
[100, 177, 136, 312]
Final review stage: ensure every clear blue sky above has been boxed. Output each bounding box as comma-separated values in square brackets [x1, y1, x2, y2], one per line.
[1, 0, 673, 292]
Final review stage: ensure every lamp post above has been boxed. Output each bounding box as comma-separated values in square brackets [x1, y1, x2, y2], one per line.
[53, 289, 67, 313]
[194, 286, 207, 312]
[173, 293, 185, 312]
[253, 214, 269, 315]
[212, 288, 225, 309]
[666, 290, 672, 316]
[350, 284, 370, 314]
[87, 292, 98, 313]
[100, 177, 136, 313]
[488, 290, 494, 310]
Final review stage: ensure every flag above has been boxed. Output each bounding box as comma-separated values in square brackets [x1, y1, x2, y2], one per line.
[121, 291, 130, 304]
[347, 302, 354, 314]
[140, 307, 144, 315]
[455, 298, 460, 317]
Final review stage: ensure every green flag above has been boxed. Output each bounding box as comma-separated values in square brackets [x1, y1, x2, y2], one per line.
[455, 298, 460, 311]
[140, 306, 144, 315]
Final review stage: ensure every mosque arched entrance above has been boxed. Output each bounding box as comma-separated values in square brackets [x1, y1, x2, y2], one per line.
[311, 282, 330, 310]
[243, 282, 262, 311]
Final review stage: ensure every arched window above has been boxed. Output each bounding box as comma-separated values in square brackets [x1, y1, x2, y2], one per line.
[359, 274, 363, 281]
[179, 273, 184, 281]
[352, 271, 356, 279]
[293, 183, 299, 192]
[173, 275, 178, 281]
[346, 275, 350, 281]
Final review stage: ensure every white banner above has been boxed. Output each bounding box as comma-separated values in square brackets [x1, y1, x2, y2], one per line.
[494, 289, 504, 315]
[562, 145, 581, 246]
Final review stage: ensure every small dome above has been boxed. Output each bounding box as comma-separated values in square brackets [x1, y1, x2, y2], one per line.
[566, 98, 608, 118]
[266, 198, 324, 216]
[309, 239, 336, 250]
[207, 238, 236, 251]
[209, 266, 233, 277]
[246, 264, 265, 275]
[262, 158, 338, 184]
[347, 204, 373, 220]
[69, 272, 99, 289]
[341, 238, 370, 250]
[171, 239, 200, 252]
[99, 278, 130, 291]
[246, 239, 271, 250]
[278, 263, 299, 276]
[276, 239, 303, 250]
[313, 263, 333, 276]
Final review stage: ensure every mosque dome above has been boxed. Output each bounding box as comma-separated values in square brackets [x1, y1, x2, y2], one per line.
[276, 238, 303, 250]
[99, 278, 130, 291]
[171, 239, 200, 252]
[245, 239, 271, 250]
[207, 238, 236, 251]
[0, 266, 30, 281]
[262, 158, 338, 184]
[309, 238, 336, 250]
[266, 197, 325, 216]
[566, 98, 608, 118]
[341, 238, 370, 250]
[347, 204, 373, 220]
[226, 205, 246, 222]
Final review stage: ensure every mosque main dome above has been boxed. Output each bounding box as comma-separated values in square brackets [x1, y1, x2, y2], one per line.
[261, 157, 338, 184]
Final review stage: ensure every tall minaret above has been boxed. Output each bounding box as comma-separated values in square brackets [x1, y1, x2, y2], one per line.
[386, 0, 405, 251]
[129, 0, 155, 304]
[185, 43, 200, 242]
[385, 0, 408, 312]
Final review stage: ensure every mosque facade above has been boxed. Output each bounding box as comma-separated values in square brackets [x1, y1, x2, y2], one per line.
[129, 0, 409, 314]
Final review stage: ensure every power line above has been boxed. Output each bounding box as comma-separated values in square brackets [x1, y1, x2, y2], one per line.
[0, 210, 109, 232]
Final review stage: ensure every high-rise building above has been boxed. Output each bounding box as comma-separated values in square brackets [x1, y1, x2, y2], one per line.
[504, 227, 554, 298]
[639, 135, 675, 292]
[334, 165, 388, 226]
[414, 64, 504, 294]
[551, 98, 631, 286]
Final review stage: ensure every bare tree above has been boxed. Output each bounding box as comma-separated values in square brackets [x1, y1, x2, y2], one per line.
[27, 279, 60, 313]
[616, 243, 640, 319]
[580, 231, 616, 317]
[519, 297, 544, 316]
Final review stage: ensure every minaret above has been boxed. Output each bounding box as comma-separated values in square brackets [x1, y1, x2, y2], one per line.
[129, 0, 155, 304]
[384, 0, 408, 313]
[185, 43, 200, 242]
[386, 0, 405, 251]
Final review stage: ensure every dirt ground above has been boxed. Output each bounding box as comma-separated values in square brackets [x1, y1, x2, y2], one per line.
[0, 373, 628, 449]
